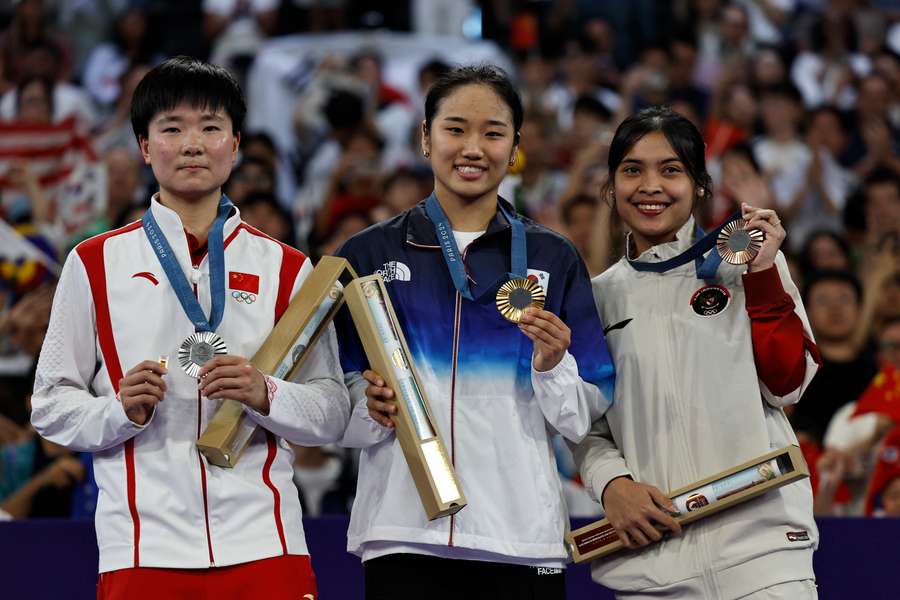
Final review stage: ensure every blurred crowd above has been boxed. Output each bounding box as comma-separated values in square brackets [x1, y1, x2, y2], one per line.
[1, 0, 900, 522]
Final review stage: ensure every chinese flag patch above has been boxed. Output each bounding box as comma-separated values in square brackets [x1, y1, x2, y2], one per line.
[229, 271, 259, 294]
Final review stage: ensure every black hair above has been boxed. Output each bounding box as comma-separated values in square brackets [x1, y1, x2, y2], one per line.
[807, 104, 849, 133]
[130, 56, 246, 141]
[418, 59, 451, 85]
[573, 95, 612, 121]
[863, 167, 900, 197]
[799, 230, 853, 275]
[323, 89, 365, 132]
[424, 65, 524, 145]
[241, 131, 277, 155]
[722, 141, 762, 173]
[802, 269, 863, 305]
[16, 75, 54, 116]
[604, 106, 712, 205]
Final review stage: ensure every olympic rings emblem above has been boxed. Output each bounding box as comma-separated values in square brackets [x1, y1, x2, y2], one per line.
[232, 290, 257, 304]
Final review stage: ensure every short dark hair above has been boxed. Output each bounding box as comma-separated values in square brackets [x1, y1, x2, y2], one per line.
[799, 229, 853, 274]
[802, 269, 863, 305]
[863, 167, 900, 197]
[573, 95, 611, 121]
[130, 56, 246, 141]
[424, 64, 523, 144]
[604, 106, 712, 205]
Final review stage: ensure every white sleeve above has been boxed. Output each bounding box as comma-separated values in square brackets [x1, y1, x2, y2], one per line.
[30, 252, 149, 452]
[570, 415, 632, 514]
[243, 259, 350, 445]
[339, 370, 395, 448]
[531, 351, 612, 443]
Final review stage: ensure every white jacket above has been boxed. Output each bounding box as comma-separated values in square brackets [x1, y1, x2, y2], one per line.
[31, 198, 349, 573]
[575, 219, 819, 598]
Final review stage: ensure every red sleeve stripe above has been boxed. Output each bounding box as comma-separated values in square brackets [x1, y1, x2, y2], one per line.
[76, 220, 143, 568]
[274, 244, 306, 325]
[262, 432, 288, 555]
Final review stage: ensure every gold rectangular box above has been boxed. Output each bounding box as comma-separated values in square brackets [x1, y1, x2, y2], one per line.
[343, 274, 466, 520]
[567, 445, 809, 563]
[197, 256, 357, 467]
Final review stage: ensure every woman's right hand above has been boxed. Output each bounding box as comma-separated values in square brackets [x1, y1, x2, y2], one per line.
[363, 369, 396, 428]
[602, 476, 682, 549]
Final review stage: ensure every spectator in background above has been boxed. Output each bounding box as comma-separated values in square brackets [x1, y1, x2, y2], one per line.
[223, 155, 276, 206]
[791, 271, 879, 444]
[847, 74, 900, 176]
[0, 0, 70, 94]
[561, 194, 597, 267]
[859, 168, 900, 261]
[294, 88, 368, 245]
[312, 125, 384, 243]
[792, 7, 867, 110]
[94, 63, 152, 156]
[707, 141, 775, 228]
[66, 147, 148, 250]
[240, 191, 295, 246]
[666, 33, 709, 121]
[0, 41, 97, 130]
[82, 7, 156, 118]
[799, 230, 854, 276]
[780, 105, 855, 251]
[369, 167, 429, 224]
[704, 80, 758, 160]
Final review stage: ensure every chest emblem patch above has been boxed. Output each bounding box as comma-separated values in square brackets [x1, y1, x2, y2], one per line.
[690, 285, 730, 316]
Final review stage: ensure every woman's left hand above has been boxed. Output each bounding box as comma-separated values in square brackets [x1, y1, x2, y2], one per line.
[198, 355, 270, 414]
[741, 202, 786, 273]
[519, 308, 570, 372]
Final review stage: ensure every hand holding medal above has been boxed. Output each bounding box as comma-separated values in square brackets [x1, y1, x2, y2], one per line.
[118, 360, 169, 425]
[737, 202, 785, 272]
[518, 308, 572, 372]
[197, 356, 269, 414]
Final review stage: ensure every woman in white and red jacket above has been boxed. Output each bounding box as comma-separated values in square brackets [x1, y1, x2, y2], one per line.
[575, 106, 822, 600]
[31, 57, 349, 600]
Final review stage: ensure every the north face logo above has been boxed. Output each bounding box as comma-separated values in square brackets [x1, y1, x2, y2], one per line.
[377, 261, 411, 283]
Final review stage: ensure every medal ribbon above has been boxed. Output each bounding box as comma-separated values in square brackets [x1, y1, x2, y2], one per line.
[628, 210, 742, 279]
[142, 195, 232, 332]
[424, 193, 527, 300]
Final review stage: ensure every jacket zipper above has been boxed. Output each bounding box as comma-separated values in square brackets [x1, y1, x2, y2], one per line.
[447, 244, 476, 546]
[193, 274, 216, 567]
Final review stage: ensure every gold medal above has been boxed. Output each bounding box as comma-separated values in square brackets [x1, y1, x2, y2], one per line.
[178, 331, 228, 378]
[716, 219, 764, 265]
[496, 278, 545, 323]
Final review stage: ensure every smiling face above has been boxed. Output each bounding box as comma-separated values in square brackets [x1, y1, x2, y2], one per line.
[613, 131, 696, 254]
[422, 84, 517, 209]
[139, 103, 239, 206]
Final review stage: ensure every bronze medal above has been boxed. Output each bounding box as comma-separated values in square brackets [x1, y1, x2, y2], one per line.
[496, 278, 545, 323]
[716, 218, 764, 265]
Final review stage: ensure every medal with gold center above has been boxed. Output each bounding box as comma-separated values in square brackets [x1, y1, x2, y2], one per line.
[496, 278, 545, 323]
[716, 218, 764, 265]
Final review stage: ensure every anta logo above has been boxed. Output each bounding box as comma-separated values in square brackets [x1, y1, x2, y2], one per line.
[132, 271, 159, 286]
[377, 261, 411, 283]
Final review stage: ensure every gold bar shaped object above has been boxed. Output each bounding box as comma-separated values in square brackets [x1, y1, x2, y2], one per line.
[567, 445, 809, 563]
[197, 256, 357, 467]
[343, 274, 466, 520]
